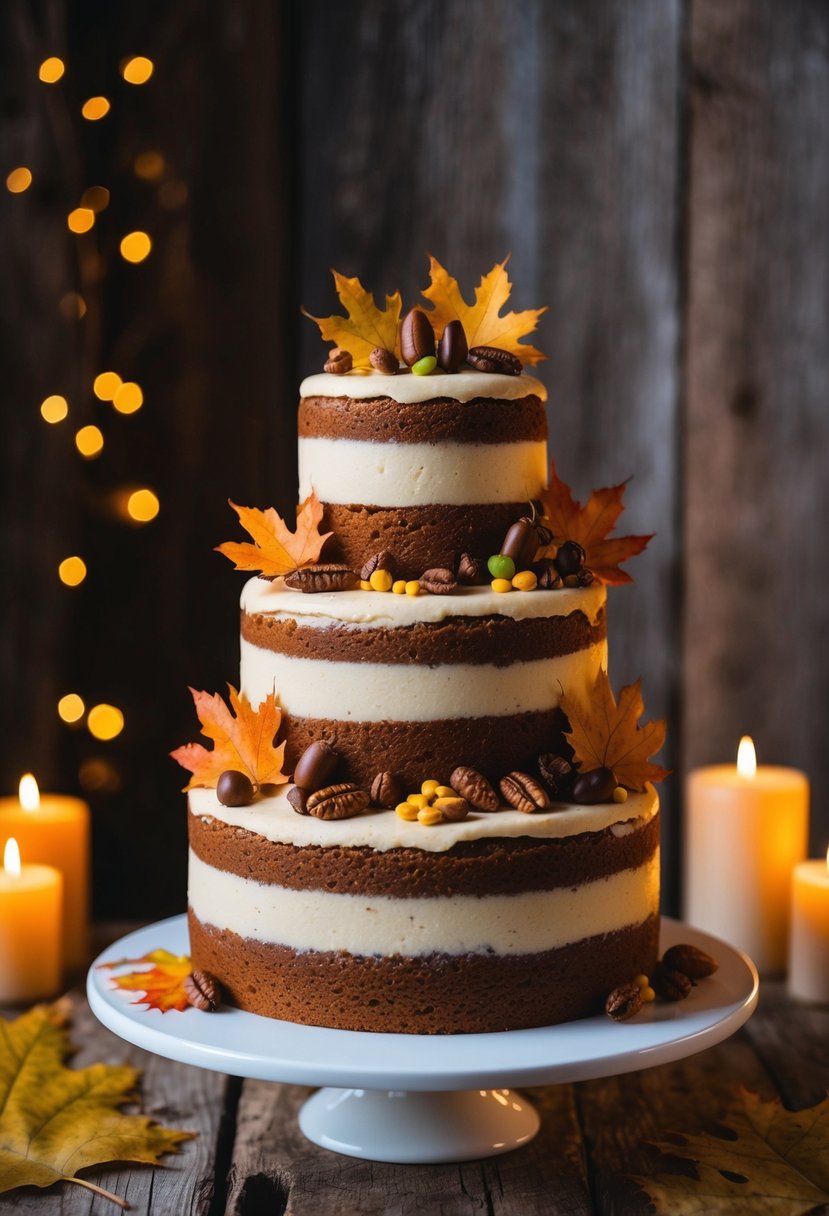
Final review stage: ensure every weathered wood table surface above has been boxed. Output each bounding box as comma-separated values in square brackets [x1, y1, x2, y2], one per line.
[7, 925, 829, 1216]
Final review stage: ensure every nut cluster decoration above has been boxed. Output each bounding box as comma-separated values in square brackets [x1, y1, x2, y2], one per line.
[605, 944, 718, 1022]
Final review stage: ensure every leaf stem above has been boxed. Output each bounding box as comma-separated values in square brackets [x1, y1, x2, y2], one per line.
[66, 1175, 131, 1209]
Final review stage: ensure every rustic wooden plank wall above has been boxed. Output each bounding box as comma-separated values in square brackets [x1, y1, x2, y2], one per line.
[2, 0, 828, 920]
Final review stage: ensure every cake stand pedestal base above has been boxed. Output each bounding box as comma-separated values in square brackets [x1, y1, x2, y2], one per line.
[298, 1086, 540, 1163]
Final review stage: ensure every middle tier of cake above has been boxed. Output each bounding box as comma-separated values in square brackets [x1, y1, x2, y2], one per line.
[240, 578, 607, 788]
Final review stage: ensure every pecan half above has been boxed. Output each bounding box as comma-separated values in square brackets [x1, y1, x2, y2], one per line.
[307, 783, 370, 820]
[419, 567, 457, 595]
[605, 982, 642, 1021]
[450, 766, 500, 812]
[456, 553, 488, 585]
[369, 347, 398, 374]
[370, 770, 403, 808]
[499, 771, 549, 813]
[185, 970, 222, 1012]
[361, 550, 395, 581]
[283, 564, 360, 593]
[537, 754, 573, 798]
[652, 963, 692, 1002]
[324, 347, 352, 374]
[661, 944, 718, 980]
[467, 345, 522, 375]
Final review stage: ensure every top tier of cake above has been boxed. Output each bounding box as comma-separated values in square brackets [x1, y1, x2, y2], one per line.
[298, 369, 548, 579]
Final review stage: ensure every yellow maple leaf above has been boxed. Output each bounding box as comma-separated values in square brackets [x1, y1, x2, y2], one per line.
[170, 684, 287, 792]
[216, 491, 333, 578]
[421, 255, 547, 364]
[98, 949, 192, 1013]
[0, 1004, 193, 1209]
[561, 668, 668, 791]
[302, 270, 403, 369]
[634, 1089, 829, 1214]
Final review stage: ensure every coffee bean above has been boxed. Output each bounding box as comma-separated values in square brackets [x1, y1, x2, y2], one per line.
[456, 553, 488, 585]
[605, 982, 642, 1021]
[419, 567, 457, 595]
[437, 320, 468, 372]
[662, 944, 718, 979]
[370, 771, 403, 808]
[369, 347, 398, 374]
[537, 754, 573, 798]
[467, 345, 522, 375]
[652, 963, 692, 1002]
[532, 559, 562, 589]
[554, 540, 586, 578]
[293, 740, 340, 792]
[500, 519, 539, 568]
[399, 308, 435, 367]
[216, 770, 254, 807]
[570, 766, 617, 804]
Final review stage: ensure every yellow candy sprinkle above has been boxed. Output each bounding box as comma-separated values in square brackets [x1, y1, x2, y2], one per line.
[392, 579, 406, 595]
[491, 578, 512, 593]
[360, 579, 372, 591]
[512, 570, 538, 592]
[407, 792, 429, 810]
[396, 801, 420, 821]
[417, 805, 443, 826]
[641, 985, 656, 1003]
[613, 786, 628, 803]
[421, 779, 440, 798]
[435, 785, 455, 798]
[634, 974, 650, 989]
[405, 580, 421, 597]
[370, 568, 393, 592]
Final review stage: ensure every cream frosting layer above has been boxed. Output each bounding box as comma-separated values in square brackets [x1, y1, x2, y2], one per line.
[298, 437, 547, 507]
[300, 370, 547, 404]
[241, 577, 606, 629]
[188, 784, 658, 852]
[188, 849, 659, 957]
[240, 637, 608, 720]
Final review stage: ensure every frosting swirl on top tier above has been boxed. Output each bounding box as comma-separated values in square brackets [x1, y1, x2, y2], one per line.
[299, 369, 547, 404]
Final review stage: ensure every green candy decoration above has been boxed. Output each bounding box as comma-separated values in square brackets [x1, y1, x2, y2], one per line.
[487, 554, 516, 580]
[412, 355, 437, 376]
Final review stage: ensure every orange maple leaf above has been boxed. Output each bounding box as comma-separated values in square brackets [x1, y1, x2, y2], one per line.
[421, 255, 547, 364]
[302, 270, 403, 369]
[170, 685, 287, 792]
[561, 669, 669, 792]
[216, 491, 332, 578]
[99, 949, 192, 1013]
[539, 461, 653, 585]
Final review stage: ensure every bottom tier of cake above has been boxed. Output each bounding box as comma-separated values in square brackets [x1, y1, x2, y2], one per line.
[187, 786, 660, 1034]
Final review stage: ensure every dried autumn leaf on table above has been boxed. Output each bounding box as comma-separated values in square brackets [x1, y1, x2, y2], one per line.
[561, 668, 668, 791]
[539, 461, 653, 584]
[98, 948, 192, 1013]
[216, 491, 332, 578]
[421, 255, 547, 364]
[634, 1089, 829, 1214]
[0, 1004, 193, 1209]
[171, 685, 287, 791]
[303, 270, 403, 369]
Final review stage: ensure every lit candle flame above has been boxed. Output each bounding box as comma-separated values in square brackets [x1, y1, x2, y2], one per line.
[736, 736, 757, 779]
[18, 773, 40, 811]
[3, 838, 21, 877]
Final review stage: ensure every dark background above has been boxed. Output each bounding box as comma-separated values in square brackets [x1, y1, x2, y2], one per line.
[2, 0, 827, 919]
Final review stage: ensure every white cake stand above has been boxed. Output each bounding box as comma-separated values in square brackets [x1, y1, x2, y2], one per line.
[88, 915, 758, 1164]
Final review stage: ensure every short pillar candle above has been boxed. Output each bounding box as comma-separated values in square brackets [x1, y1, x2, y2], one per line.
[684, 737, 809, 974]
[788, 854, 829, 1004]
[0, 775, 90, 970]
[0, 838, 63, 1003]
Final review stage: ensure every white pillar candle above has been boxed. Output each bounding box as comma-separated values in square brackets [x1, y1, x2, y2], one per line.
[0, 838, 63, 1003]
[788, 853, 829, 1004]
[684, 737, 809, 974]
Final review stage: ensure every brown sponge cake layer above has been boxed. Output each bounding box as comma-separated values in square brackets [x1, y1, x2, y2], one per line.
[299, 394, 547, 445]
[188, 911, 660, 1033]
[241, 606, 606, 666]
[321, 501, 536, 579]
[281, 709, 564, 788]
[189, 808, 660, 897]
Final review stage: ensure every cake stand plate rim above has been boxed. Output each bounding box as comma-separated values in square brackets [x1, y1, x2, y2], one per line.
[87, 915, 758, 1090]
